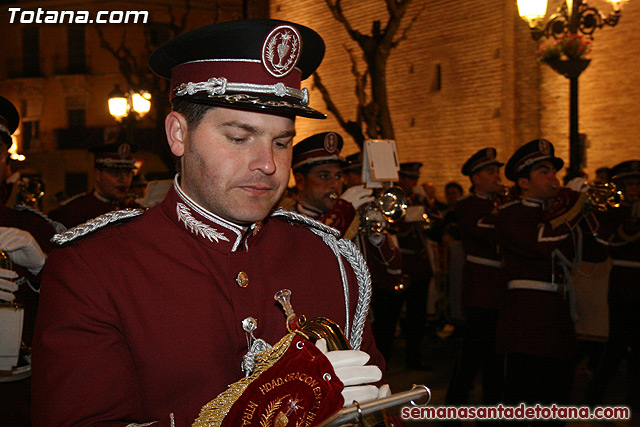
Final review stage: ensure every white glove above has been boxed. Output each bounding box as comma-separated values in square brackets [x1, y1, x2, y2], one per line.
[0, 227, 46, 276]
[339, 185, 375, 210]
[566, 177, 587, 193]
[0, 269, 19, 302]
[315, 338, 383, 406]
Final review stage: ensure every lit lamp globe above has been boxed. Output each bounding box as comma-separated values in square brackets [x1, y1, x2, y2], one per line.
[131, 92, 151, 118]
[108, 85, 128, 122]
[517, 0, 547, 25]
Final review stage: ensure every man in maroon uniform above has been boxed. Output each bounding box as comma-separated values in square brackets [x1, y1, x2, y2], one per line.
[496, 139, 590, 415]
[588, 160, 640, 424]
[48, 142, 141, 228]
[292, 132, 374, 236]
[293, 138, 403, 363]
[0, 96, 54, 427]
[394, 162, 439, 370]
[445, 147, 506, 408]
[340, 152, 403, 363]
[32, 20, 386, 427]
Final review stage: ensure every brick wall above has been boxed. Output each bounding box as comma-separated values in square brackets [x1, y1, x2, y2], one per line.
[272, 0, 640, 196]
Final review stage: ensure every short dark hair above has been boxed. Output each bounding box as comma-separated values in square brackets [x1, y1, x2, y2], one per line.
[171, 98, 216, 129]
[445, 181, 463, 193]
[0, 132, 11, 152]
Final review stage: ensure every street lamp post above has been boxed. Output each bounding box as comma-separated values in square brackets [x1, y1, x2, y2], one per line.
[107, 85, 152, 145]
[517, 0, 625, 180]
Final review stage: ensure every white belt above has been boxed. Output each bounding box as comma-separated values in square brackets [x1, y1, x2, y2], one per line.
[507, 280, 559, 293]
[466, 254, 502, 268]
[611, 259, 640, 269]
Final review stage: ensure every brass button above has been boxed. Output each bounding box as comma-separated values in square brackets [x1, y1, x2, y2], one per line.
[236, 271, 249, 288]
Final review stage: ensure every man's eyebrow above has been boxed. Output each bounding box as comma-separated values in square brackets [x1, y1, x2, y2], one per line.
[220, 121, 262, 134]
[220, 121, 296, 139]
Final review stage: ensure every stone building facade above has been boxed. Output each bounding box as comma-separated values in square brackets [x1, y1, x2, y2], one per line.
[273, 0, 640, 194]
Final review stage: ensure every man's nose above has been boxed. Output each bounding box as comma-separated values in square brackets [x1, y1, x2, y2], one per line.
[249, 143, 276, 175]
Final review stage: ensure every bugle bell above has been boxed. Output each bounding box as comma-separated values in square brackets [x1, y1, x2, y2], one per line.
[360, 185, 408, 237]
[586, 181, 623, 211]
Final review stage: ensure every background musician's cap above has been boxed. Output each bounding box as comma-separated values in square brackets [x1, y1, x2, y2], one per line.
[90, 142, 138, 170]
[343, 152, 363, 173]
[292, 132, 346, 170]
[0, 96, 19, 138]
[461, 147, 504, 176]
[398, 162, 423, 179]
[610, 160, 640, 181]
[505, 139, 564, 181]
[148, 19, 326, 119]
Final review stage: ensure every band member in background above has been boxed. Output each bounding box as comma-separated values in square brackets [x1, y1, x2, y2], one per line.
[0, 95, 53, 427]
[32, 20, 387, 427]
[292, 132, 374, 236]
[395, 162, 439, 370]
[341, 152, 403, 364]
[495, 139, 593, 419]
[445, 148, 506, 409]
[48, 142, 142, 228]
[588, 160, 640, 424]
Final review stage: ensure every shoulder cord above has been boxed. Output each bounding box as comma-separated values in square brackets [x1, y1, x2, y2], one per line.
[272, 209, 371, 350]
[551, 223, 583, 322]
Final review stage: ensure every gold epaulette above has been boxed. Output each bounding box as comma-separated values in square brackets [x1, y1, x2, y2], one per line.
[549, 192, 588, 230]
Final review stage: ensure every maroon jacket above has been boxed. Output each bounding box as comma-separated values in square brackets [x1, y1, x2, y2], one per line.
[454, 193, 506, 310]
[0, 204, 56, 347]
[32, 184, 382, 427]
[596, 201, 640, 305]
[48, 190, 142, 229]
[495, 196, 581, 358]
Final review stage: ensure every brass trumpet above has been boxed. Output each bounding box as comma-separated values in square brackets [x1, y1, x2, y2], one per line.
[275, 289, 350, 351]
[586, 181, 624, 211]
[359, 186, 408, 237]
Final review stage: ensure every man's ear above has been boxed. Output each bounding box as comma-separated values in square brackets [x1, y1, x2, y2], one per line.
[293, 172, 305, 191]
[165, 112, 188, 157]
[517, 176, 530, 191]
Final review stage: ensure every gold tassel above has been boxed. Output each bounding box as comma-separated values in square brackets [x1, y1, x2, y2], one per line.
[192, 332, 297, 427]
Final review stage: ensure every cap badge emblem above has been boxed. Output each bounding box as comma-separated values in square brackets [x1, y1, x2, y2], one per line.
[262, 25, 301, 78]
[324, 133, 339, 153]
[117, 143, 131, 159]
[538, 139, 551, 155]
[486, 148, 496, 159]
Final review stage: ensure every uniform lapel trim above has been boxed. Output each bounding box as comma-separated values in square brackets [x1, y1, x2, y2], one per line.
[173, 176, 244, 251]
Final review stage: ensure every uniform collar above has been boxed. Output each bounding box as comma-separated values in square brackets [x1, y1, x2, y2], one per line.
[162, 175, 263, 253]
[521, 196, 545, 208]
[93, 189, 119, 205]
[296, 202, 324, 218]
[473, 191, 492, 200]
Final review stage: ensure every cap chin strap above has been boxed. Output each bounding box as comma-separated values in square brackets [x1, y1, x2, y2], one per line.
[174, 77, 309, 106]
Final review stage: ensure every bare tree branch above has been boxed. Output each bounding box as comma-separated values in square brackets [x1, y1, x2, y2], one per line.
[318, 0, 420, 144]
[392, 1, 425, 48]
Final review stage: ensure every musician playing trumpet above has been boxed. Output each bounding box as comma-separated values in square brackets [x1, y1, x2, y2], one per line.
[495, 139, 597, 420]
[291, 132, 374, 236]
[588, 160, 640, 423]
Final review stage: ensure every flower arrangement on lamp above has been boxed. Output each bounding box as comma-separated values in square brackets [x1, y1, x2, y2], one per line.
[535, 33, 592, 63]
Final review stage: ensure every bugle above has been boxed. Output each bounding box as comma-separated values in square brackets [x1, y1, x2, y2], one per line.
[585, 181, 624, 211]
[360, 186, 408, 237]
